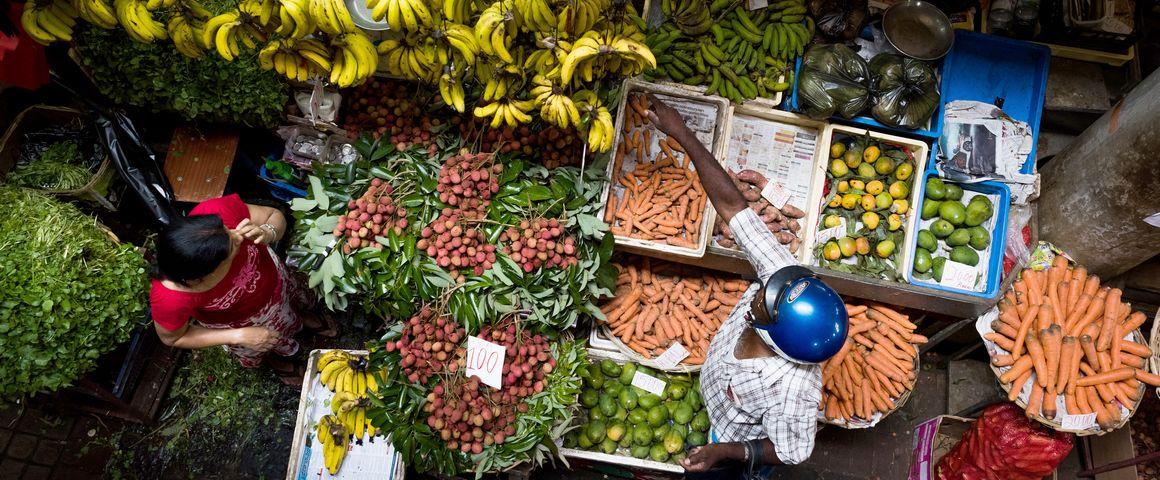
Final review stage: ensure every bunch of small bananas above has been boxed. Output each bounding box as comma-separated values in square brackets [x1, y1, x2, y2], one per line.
[549, 0, 605, 37]
[331, 391, 377, 441]
[20, 0, 78, 45]
[475, 0, 518, 64]
[441, 0, 476, 23]
[317, 350, 380, 395]
[368, 0, 434, 32]
[328, 32, 379, 87]
[529, 75, 580, 129]
[114, 0, 167, 43]
[311, 0, 359, 35]
[74, 0, 118, 30]
[275, 0, 315, 39]
[167, 14, 207, 58]
[316, 415, 349, 475]
[573, 90, 614, 153]
[438, 71, 467, 112]
[663, 0, 711, 35]
[473, 98, 538, 128]
[377, 35, 439, 82]
[512, 0, 556, 34]
[201, 10, 268, 61]
[259, 38, 332, 82]
[435, 23, 480, 64]
[559, 30, 655, 85]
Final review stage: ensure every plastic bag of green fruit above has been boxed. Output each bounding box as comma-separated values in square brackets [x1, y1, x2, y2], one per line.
[563, 358, 710, 469]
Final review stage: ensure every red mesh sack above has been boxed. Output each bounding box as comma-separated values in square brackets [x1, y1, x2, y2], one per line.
[936, 402, 1073, 480]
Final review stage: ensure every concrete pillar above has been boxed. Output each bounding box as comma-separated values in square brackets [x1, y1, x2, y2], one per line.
[1039, 69, 1160, 278]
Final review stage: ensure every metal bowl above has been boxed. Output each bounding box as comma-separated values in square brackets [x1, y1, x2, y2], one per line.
[882, 0, 954, 61]
[344, 0, 390, 31]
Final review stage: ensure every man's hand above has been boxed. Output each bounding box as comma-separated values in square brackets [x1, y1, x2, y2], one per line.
[644, 93, 692, 140]
[681, 444, 732, 472]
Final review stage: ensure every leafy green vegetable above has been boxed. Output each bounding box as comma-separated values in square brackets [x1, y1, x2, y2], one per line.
[0, 187, 147, 398]
[74, 25, 286, 127]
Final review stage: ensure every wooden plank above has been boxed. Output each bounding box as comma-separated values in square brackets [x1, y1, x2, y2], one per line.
[164, 126, 239, 203]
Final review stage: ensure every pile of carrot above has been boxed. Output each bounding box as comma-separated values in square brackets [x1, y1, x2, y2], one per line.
[604, 93, 708, 248]
[985, 256, 1160, 429]
[820, 301, 927, 423]
[599, 257, 749, 365]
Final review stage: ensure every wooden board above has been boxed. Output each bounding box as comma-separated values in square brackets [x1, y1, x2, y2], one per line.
[163, 126, 239, 203]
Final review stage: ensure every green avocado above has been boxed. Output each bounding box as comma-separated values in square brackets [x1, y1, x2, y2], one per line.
[921, 200, 942, 220]
[939, 201, 967, 226]
[932, 256, 947, 282]
[913, 248, 932, 274]
[951, 246, 980, 266]
[946, 228, 971, 247]
[600, 359, 622, 377]
[925, 178, 947, 200]
[944, 184, 963, 201]
[931, 219, 954, 238]
[968, 226, 990, 250]
[917, 229, 937, 251]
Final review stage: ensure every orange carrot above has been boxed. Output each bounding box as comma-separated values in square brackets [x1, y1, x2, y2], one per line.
[1136, 369, 1160, 387]
[1068, 288, 1108, 336]
[985, 333, 1015, 352]
[1026, 332, 1049, 388]
[1055, 336, 1077, 394]
[990, 320, 1019, 340]
[999, 356, 1034, 383]
[1047, 281, 1067, 330]
[1011, 303, 1042, 359]
[1120, 341, 1152, 358]
[1096, 288, 1122, 351]
[992, 354, 1016, 367]
[1042, 389, 1058, 420]
[1076, 367, 1135, 386]
[1026, 383, 1044, 418]
[1042, 325, 1062, 388]
[1008, 369, 1032, 401]
[1064, 294, 1092, 331]
[1067, 336, 1089, 395]
[1119, 311, 1146, 337]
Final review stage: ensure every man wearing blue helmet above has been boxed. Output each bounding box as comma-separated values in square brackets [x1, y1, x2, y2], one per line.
[644, 95, 849, 477]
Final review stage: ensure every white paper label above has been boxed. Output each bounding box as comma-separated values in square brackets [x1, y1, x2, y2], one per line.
[747, 0, 768, 9]
[815, 218, 846, 244]
[1061, 413, 1097, 430]
[653, 342, 690, 370]
[465, 336, 505, 389]
[939, 260, 978, 290]
[631, 371, 667, 397]
[1145, 212, 1160, 228]
[760, 182, 790, 209]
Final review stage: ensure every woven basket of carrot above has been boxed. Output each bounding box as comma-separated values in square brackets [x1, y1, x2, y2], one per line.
[818, 301, 926, 428]
[602, 83, 727, 259]
[978, 255, 1160, 435]
[597, 256, 749, 372]
[1151, 311, 1159, 399]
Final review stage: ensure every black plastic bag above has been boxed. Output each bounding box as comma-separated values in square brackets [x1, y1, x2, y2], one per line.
[808, 0, 869, 41]
[94, 109, 178, 225]
[798, 44, 871, 119]
[868, 54, 941, 130]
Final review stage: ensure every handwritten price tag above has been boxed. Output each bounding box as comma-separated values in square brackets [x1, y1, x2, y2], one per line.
[747, 0, 768, 10]
[1061, 413, 1096, 430]
[760, 182, 790, 209]
[653, 342, 690, 370]
[939, 260, 978, 290]
[631, 371, 667, 397]
[465, 336, 505, 389]
[815, 218, 846, 244]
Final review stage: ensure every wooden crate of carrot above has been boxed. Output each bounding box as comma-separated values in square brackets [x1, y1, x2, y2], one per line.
[598, 257, 748, 368]
[604, 92, 715, 251]
[819, 301, 927, 427]
[983, 255, 1160, 433]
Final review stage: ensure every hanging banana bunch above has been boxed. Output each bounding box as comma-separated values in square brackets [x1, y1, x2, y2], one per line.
[438, 67, 468, 112]
[473, 97, 538, 128]
[259, 38, 332, 82]
[164, 0, 212, 59]
[114, 0, 167, 43]
[529, 74, 580, 129]
[21, 0, 79, 45]
[330, 31, 379, 87]
[559, 30, 655, 85]
[377, 33, 439, 82]
[276, 0, 316, 39]
[442, 0, 476, 23]
[367, 0, 435, 32]
[522, 34, 571, 80]
[573, 89, 613, 152]
[310, 0, 359, 35]
[512, 0, 556, 34]
[475, 0, 519, 64]
[74, 0, 119, 30]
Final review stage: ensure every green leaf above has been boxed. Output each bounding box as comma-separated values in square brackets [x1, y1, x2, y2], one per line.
[290, 197, 318, 211]
[310, 176, 330, 210]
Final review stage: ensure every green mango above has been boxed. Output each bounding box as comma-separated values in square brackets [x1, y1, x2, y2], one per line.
[663, 430, 685, 454]
[563, 431, 579, 448]
[647, 406, 669, 427]
[586, 420, 607, 444]
[600, 359, 622, 377]
[931, 219, 954, 238]
[605, 380, 623, 397]
[589, 408, 606, 422]
[619, 425, 634, 448]
[944, 184, 963, 201]
[913, 248, 932, 274]
[631, 445, 651, 459]
[577, 430, 594, 449]
[585, 371, 605, 389]
[619, 388, 639, 410]
[685, 390, 703, 410]
[633, 425, 652, 446]
[939, 201, 967, 226]
[687, 431, 708, 447]
[932, 256, 947, 282]
[672, 404, 694, 424]
[965, 200, 993, 227]
[628, 408, 647, 425]
[599, 394, 617, 417]
[691, 411, 710, 432]
[968, 226, 990, 251]
[638, 393, 661, 409]
[599, 437, 618, 454]
[925, 178, 947, 200]
[618, 362, 637, 385]
[579, 390, 599, 408]
[947, 228, 971, 247]
[951, 246, 980, 266]
[921, 200, 942, 220]
[666, 383, 688, 401]
[649, 444, 670, 462]
[653, 424, 670, 442]
[917, 229, 937, 251]
[607, 422, 627, 442]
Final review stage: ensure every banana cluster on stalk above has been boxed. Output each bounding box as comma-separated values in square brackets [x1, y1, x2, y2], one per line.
[201, 2, 274, 62]
[74, 0, 119, 30]
[113, 0, 167, 43]
[529, 75, 581, 129]
[20, 0, 79, 45]
[475, 0, 519, 64]
[573, 90, 613, 152]
[473, 98, 538, 128]
[331, 391, 377, 442]
[260, 38, 332, 82]
[276, 0, 315, 39]
[318, 350, 380, 397]
[377, 35, 439, 81]
[311, 0, 359, 34]
[329, 32, 378, 86]
[368, 0, 434, 32]
[559, 30, 655, 85]
[649, 0, 811, 104]
[316, 415, 349, 475]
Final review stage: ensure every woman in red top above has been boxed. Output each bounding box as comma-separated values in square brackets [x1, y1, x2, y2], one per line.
[150, 194, 326, 377]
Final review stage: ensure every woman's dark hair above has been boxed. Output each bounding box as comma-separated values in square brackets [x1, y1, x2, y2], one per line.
[153, 215, 231, 285]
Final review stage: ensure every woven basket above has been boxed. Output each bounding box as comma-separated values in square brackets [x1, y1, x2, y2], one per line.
[1151, 310, 1159, 399]
[817, 353, 920, 429]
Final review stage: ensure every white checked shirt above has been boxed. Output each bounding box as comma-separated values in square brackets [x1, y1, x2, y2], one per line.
[699, 208, 823, 465]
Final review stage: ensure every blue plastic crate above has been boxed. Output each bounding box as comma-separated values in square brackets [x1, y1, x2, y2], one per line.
[905, 172, 1010, 299]
[935, 30, 1050, 174]
[260, 165, 308, 202]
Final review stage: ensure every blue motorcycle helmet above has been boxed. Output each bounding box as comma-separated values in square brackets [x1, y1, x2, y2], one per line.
[749, 265, 848, 364]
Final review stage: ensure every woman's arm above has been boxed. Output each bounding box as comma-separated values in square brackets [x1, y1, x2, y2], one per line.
[237, 203, 288, 244]
[155, 322, 282, 351]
